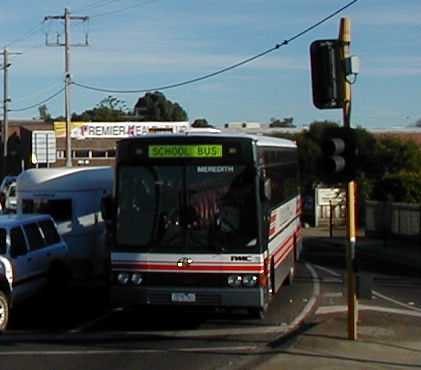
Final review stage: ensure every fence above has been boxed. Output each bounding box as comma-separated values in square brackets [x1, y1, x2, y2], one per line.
[365, 200, 421, 241]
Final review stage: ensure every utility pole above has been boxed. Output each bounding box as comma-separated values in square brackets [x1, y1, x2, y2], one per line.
[44, 8, 89, 167]
[338, 17, 358, 341]
[1, 48, 22, 178]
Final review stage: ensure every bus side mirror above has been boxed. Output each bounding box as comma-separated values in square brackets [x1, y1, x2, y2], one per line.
[260, 178, 271, 202]
[101, 194, 113, 222]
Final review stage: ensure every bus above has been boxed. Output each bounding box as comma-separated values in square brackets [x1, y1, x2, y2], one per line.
[105, 132, 302, 317]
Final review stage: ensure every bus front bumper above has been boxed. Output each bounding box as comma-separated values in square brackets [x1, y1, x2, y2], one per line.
[111, 285, 265, 309]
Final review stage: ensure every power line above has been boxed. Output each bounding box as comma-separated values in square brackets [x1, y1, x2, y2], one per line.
[8, 87, 65, 112]
[89, 0, 157, 19]
[1, 22, 45, 49]
[72, 0, 360, 94]
[74, 0, 123, 13]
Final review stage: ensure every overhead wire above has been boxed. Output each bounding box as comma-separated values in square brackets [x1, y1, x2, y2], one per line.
[73, 0, 124, 13]
[1, 21, 45, 49]
[9, 87, 65, 112]
[89, 0, 158, 19]
[72, 0, 361, 94]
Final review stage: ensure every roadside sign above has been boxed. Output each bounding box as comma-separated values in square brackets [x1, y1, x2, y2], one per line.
[32, 131, 56, 164]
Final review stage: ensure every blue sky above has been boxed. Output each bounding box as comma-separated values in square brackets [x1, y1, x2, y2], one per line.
[1, 0, 421, 128]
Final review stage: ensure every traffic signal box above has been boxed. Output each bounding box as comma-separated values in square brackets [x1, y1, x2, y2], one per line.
[310, 39, 344, 110]
[319, 126, 359, 184]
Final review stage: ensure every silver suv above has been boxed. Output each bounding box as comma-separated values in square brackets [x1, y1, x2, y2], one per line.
[0, 214, 69, 331]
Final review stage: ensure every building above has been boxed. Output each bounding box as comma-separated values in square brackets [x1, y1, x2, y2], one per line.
[1, 120, 189, 178]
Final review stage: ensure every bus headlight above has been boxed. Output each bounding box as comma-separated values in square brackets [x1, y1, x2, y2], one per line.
[242, 275, 258, 287]
[131, 273, 143, 286]
[117, 272, 130, 285]
[227, 275, 242, 287]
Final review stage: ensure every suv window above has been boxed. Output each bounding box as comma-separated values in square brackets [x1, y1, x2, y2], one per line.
[38, 219, 61, 245]
[10, 227, 28, 258]
[23, 223, 45, 251]
[0, 228, 6, 255]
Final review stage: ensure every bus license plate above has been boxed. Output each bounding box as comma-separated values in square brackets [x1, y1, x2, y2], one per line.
[171, 293, 196, 303]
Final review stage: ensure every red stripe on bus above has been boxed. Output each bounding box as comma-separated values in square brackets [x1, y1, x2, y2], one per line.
[112, 263, 264, 273]
[274, 244, 294, 267]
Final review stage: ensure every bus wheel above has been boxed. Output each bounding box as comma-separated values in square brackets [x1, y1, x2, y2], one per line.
[249, 308, 265, 320]
[0, 291, 10, 331]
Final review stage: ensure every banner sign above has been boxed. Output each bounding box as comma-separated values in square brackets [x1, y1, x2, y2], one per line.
[54, 121, 189, 139]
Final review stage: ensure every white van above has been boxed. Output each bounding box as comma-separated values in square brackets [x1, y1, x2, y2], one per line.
[16, 167, 113, 281]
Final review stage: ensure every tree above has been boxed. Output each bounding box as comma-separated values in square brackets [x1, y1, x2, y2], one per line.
[371, 171, 421, 203]
[134, 92, 188, 121]
[72, 96, 129, 122]
[269, 117, 295, 128]
[192, 118, 213, 128]
[38, 104, 52, 122]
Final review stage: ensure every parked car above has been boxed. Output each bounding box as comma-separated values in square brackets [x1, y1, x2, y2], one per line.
[4, 181, 17, 213]
[0, 176, 17, 211]
[0, 214, 69, 331]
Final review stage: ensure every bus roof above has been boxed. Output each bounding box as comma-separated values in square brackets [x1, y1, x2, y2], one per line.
[121, 132, 297, 149]
[16, 166, 113, 193]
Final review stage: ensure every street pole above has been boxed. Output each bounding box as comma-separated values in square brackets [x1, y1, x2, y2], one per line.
[64, 8, 72, 168]
[44, 8, 89, 168]
[339, 17, 358, 341]
[2, 48, 22, 178]
[3, 48, 9, 162]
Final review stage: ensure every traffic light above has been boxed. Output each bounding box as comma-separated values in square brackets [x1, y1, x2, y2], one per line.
[319, 127, 359, 183]
[310, 39, 344, 109]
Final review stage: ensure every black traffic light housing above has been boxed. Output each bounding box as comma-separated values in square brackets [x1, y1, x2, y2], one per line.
[310, 39, 344, 109]
[319, 126, 359, 183]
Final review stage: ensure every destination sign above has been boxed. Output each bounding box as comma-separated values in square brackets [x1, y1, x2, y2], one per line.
[149, 144, 223, 158]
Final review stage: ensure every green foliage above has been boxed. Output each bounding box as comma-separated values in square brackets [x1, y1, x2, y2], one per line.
[72, 96, 129, 122]
[192, 118, 212, 128]
[134, 92, 188, 122]
[372, 137, 421, 176]
[371, 171, 421, 203]
[38, 104, 52, 122]
[269, 117, 295, 128]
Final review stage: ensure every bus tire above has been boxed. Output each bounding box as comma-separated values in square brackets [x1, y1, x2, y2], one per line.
[0, 291, 10, 331]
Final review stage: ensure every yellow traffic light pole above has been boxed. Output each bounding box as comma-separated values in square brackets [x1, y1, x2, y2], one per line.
[339, 17, 358, 340]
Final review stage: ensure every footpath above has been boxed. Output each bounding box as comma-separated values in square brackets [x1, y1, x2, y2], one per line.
[254, 227, 421, 370]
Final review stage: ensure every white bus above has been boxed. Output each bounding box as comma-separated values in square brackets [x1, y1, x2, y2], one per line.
[105, 132, 302, 317]
[16, 166, 113, 280]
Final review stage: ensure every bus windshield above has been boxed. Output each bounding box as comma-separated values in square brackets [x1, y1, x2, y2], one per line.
[115, 164, 258, 253]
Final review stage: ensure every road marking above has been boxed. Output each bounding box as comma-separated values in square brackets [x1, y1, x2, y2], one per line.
[287, 263, 320, 329]
[372, 290, 421, 313]
[316, 304, 421, 318]
[323, 292, 343, 298]
[0, 345, 259, 357]
[313, 264, 342, 278]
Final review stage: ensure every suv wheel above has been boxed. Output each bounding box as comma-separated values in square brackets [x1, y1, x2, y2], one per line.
[0, 291, 10, 331]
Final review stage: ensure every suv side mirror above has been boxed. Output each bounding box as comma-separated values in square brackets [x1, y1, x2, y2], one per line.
[101, 194, 113, 222]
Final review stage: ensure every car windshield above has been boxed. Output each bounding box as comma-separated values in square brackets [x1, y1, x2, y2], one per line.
[115, 164, 258, 253]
